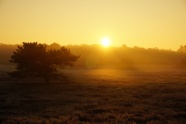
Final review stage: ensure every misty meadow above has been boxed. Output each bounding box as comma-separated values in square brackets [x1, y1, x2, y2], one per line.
[1, 0, 186, 123]
[0, 43, 186, 124]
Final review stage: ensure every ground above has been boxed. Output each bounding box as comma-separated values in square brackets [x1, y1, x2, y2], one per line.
[0, 65, 186, 124]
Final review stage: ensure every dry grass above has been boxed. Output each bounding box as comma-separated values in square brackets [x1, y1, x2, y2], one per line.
[0, 65, 186, 123]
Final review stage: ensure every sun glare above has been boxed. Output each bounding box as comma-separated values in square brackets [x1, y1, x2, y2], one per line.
[101, 37, 111, 47]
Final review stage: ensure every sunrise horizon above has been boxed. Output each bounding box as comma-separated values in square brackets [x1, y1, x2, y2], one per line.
[0, 40, 183, 51]
[1, 0, 186, 51]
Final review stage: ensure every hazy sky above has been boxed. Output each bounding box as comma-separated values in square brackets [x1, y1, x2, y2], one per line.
[0, 0, 186, 50]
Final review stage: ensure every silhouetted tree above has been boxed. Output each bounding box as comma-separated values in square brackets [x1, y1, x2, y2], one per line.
[8, 42, 79, 83]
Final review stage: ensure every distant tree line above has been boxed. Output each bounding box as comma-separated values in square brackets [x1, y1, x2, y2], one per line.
[1, 43, 186, 68]
[66, 44, 186, 68]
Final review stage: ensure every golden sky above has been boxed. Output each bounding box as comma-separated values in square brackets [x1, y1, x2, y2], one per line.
[0, 0, 186, 50]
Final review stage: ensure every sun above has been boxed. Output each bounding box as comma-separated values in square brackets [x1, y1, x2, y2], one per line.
[101, 37, 111, 47]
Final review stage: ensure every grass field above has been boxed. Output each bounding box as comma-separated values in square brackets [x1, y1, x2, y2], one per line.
[0, 65, 186, 124]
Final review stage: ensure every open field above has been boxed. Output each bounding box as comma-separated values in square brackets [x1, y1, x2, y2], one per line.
[0, 66, 186, 124]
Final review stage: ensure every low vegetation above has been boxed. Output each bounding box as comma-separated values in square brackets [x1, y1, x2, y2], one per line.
[0, 66, 186, 123]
